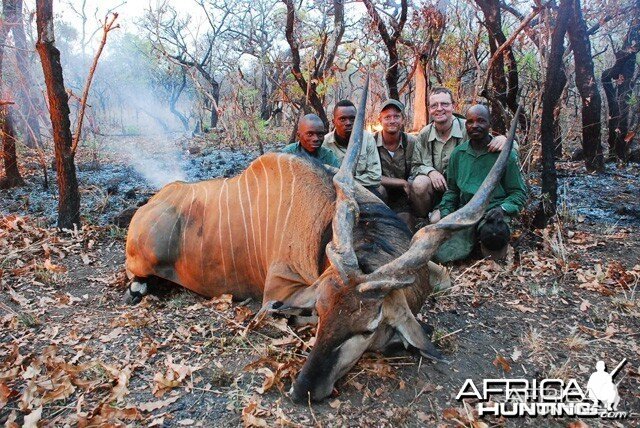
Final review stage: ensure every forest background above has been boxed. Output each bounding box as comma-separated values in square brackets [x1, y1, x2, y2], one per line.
[0, 0, 639, 427]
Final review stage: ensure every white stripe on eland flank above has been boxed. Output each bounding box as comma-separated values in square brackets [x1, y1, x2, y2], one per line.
[272, 156, 284, 259]
[250, 166, 263, 274]
[224, 179, 240, 287]
[217, 179, 228, 288]
[236, 176, 259, 284]
[278, 157, 297, 255]
[200, 182, 209, 284]
[244, 172, 263, 281]
[259, 158, 270, 270]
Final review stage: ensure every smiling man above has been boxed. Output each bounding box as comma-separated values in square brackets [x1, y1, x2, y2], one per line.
[413, 88, 514, 222]
[434, 104, 527, 262]
[374, 99, 430, 229]
[282, 114, 340, 168]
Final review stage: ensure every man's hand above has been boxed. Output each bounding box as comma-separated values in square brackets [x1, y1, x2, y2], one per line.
[427, 170, 447, 192]
[487, 135, 508, 152]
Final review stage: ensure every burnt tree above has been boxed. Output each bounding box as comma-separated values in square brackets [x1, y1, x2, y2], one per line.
[601, 0, 640, 163]
[283, 0, 345, 128]
[567, 0, 604, 172]
[362, 0, 408, 100]
[475, 0, 520, 133]
[0, 0, 24, 188]
[535, 0, 571, 227]
[35, 0, 81, 228]
[6, 0, 42, 149]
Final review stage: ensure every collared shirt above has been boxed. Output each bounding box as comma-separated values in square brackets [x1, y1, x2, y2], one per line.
[281, 142, 341, 168]
[323, 130, 382, 186]
[374, 132, 418, 180]
[438, 140, 527, 218]
[413, 117, 520, 177]
[413, 117, 466, 177]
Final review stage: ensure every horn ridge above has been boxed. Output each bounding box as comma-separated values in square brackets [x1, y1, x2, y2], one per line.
[328, 75, 370, 279]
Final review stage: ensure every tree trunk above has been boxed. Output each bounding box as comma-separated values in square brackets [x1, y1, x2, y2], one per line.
[169, 73, 189, 131]
[283, 0, 344, 129]
[35, 0, 81, 229]
[567, 0, 604, 172]
[362, 0, 407, 101]
[0, 2, 24, 188]
[259, 66, 271, 121]
[0, 108, 24, 188]
[600, 0, 640, 163]
[6, 0, 41, 149]
[210, 80, 220, 128]
[476, 0, 510, 133]
[412, 58, 428, 131]
[534, 0, 571, 228]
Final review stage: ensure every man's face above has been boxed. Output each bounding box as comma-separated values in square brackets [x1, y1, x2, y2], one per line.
[379, 106, 404, 134]
[465, 108, 491, 141]
[298, 120, 326, 153]
[428, 92, 454, 125]
[333, 106, 357, 139]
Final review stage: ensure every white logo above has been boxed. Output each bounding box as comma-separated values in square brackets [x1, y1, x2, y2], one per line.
[456, 358, 628, 419]
[586, 360, 621, 411]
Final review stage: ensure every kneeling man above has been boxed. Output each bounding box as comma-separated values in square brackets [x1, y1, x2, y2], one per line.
[435, 104, 527, 262]
[282, 114, 341, 168]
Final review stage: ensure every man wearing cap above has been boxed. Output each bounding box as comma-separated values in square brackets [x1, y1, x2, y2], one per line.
[323, 100, 383, 195]
[282, 114, 341, 168]
[434, 104, 527, 262]
[374, 99, 431, 228]
[413, 87, 514, 222]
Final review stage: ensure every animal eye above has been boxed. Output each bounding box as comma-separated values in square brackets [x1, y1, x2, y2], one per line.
[360, 330, 375, 338]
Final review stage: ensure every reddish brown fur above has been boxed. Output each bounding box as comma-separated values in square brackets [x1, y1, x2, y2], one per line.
[126, 154, 336, 301]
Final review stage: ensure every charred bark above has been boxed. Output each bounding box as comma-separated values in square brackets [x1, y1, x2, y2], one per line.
[35, 0, 81, 229]
[567, 0, 604, 172]
[0, 2, 24, 188]
[283, 0, 345, 128]
[362, 0, 408, 100]
[476, 0, 520, 134]
[601, 0, 640, 163]
[5, 0, 41, 149]
[0, 109, 24, 188]
[534, 0, 571, 228]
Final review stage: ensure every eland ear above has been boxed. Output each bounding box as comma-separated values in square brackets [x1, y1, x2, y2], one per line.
[383, 292, 448, 363]
[396, 315, 447, 363]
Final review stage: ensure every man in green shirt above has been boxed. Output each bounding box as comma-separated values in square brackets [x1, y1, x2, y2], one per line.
[435, 104, 527, 262]
[282, 114, 340, 168]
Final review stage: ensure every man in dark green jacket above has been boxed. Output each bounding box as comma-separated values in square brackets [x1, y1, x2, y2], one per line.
[282, 114, 340, 168]
[435, 104, 527, 262]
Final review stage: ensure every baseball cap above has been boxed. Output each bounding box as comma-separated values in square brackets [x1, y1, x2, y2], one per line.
[379, 99, 405, 113]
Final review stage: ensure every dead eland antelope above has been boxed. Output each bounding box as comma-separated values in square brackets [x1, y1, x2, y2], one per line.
[124, 79, 519, 402]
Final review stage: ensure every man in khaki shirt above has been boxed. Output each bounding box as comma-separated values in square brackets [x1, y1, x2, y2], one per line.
[374, 99, 430, 229]
[323, 99, 382, 194]
[413, 87, 512, 222]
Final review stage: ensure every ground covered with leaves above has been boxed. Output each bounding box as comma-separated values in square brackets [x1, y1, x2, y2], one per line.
[1, 137, 639, 427]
